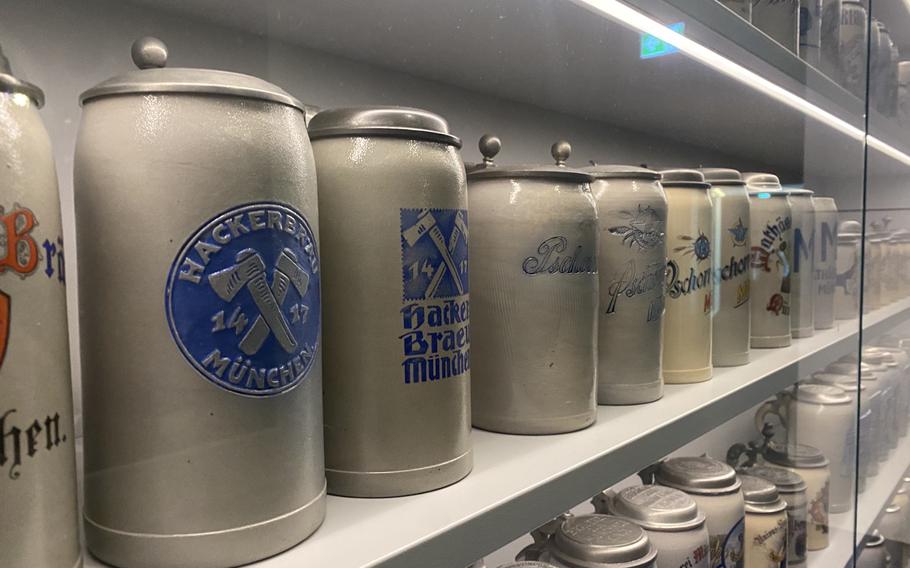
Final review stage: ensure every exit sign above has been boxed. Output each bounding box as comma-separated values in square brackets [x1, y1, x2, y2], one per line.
[640, 22, 685, 59]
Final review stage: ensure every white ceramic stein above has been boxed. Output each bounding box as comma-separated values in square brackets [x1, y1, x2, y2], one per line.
[661, 170, 714, 383]
[701, 168, 751, 367]
[743, 174, 792, 348]
[784, 189, 816, 338]
[834, 220, 861, 320]
[760, 443, 829, 551]
[586, 163, 667, 404]
[739, 475, 789, 568]
[812, 197, 838, 330]
[741, 465, 807, 565]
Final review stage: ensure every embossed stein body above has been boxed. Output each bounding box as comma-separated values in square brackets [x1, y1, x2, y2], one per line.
[0, 48, 81, 568]
[744, 174, 793, 348]
[469, 139, 597, 434]
[701, 168, 751, 367]
[311, 107, 472, 497]
[660, 170, 715, 384]
[812, 198, 838, 330]
[585, 165, 666, 404]
[74, 39, 325, 568]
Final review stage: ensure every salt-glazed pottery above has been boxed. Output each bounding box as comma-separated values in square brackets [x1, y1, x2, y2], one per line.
[585, 162, 666, 404]
[834, 220, 861, 320]
[310, 106, 472, 497]
[0, 42, 81, 568]
[75, 37, 325, 567]
[655, 456, 745, 568]
[783, 189, 816, 337]
[540, 514, 659, 568]
[739, 475, 789, 568]
[700, 168, 751, 367]
[760, 443, 829, 551]
[468, 136, 597, 434]
[755, 385, 854, 514]
[741, 465, 807, 565]
[594, 485, 710, 568]
[812, 197, 837, 330]
[660, 169, 714, 383]
[743, 173, 792, 348]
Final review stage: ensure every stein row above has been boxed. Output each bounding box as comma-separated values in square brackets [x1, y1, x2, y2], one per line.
[0, 35, 889, 568]
[868, 471, 910, 568]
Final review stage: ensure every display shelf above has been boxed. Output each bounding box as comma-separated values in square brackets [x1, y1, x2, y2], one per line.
[78, 303, 910, 568]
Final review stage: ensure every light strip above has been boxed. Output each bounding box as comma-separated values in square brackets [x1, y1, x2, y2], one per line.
[570, 0, 910, 165]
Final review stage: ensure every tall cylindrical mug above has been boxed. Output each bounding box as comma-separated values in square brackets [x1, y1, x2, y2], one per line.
[812, 197, 837, 330]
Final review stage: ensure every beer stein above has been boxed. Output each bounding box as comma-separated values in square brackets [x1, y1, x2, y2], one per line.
[752, 0, 800, 52]
[840, 0, 869, 98]
[784, 189, 816, 337]
[739, 475, 789, 568]
[76, 38, 325, 567]
[877, 503, 905, 567]
[594, 485, 710, 568]
[540, 514, 658, 568]
[700, 168, 750, 367]
[812, 197, 837, 330]
[469, 136, 597, 434]
[754, 385, 854, 513]
[810, 371, 876, 486]
[799, 0, 823, 66]
[586, 163, 666, 404]
[654, 457, 745, 568]
[0, 43, 81, 568]
[741, 465, 807, 565]
[661, 169, 714, 383]
[310, 106, 472, 497]
[761, 443, 830, 551]
[834, 220, 861, 320]
[743, 173, 792, 348]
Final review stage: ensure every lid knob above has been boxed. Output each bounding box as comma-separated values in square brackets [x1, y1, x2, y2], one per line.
[0, 44, 11, 75]
[131, 37, 168, 70]
[552, 140, 571, 166]
[478, 134, 501, 165]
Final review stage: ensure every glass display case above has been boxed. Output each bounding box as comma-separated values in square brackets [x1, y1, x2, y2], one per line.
[0, 0, 908, 567]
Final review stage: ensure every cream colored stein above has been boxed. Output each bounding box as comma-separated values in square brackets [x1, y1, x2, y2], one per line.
[739, 475, 789, 568]
[661, 170, 714, 383]
[760, 443, 830, 551]
[835, 220, 861, 320]
[812, 197, 838, 330]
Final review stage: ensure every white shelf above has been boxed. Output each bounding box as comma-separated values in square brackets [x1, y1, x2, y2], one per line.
[80, 301, 910, 568]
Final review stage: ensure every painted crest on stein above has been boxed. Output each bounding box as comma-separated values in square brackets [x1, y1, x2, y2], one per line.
[166, 202, 321, 396]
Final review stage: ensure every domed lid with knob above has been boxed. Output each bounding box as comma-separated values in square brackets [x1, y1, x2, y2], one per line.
[583, 162, 661, 180]
[743, 172, 789, 196]
[658, 168, 710, 189]
[0, 42, 44, 107]
[782, 186, 814, 196]
[80, 37, 305, 112]
[740, 475, 787, 514]
[740, 465, 807, 495]
[699, 167, 745, 185]
[792, 383, 852, 405]
[468, 135, 593, 182]
[548, 515, 657, 568]
[762, 442, 829, 469]
[655, 456, 742, 495]
[838, 220, 863, 241]
[595, 485, 706, 532]
[309, 106, 461, 146]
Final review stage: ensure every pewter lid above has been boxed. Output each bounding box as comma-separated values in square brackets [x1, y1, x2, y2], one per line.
[498, 563, 558, 568]
[810, 372, 867, 393]
[743, 172, 782, 189]
[740, 465, 807, 494]
[838, 220, 863, 240]
[549, 515, 657, 568]
[699, 167, 744, 185]
[783, 187, 815, 196]
[886, 503, 902, 514]
[763, 442, 829, 469]
[866, 531, 886, 548]
[740, 475, 787, 514]
[606, 485, 705, 532]
[309, 106, 461, 147]
[827, 361, 878, 379]
[583, 162, 660, 180]
[655, 457, 742, 495]
[793, 383, 851, 405]
[0, 43, 44, 107]
[659, 168, 710, 189]
[468, 136, 591, 182]
[81, 37, 303, 112]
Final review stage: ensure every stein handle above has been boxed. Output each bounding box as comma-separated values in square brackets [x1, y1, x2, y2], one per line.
[591, 490, 616, 514]
[754, 395, 788, 437]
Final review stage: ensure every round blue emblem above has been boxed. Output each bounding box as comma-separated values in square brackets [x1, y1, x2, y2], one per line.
[165, 202, 320, 396]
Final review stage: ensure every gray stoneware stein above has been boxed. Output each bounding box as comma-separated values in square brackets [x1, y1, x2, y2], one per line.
[309, 106, 472, 497]
[653, 456, 745, 568]
[584, 162, 666, 405]
[540, 514, 659, 568]
[593, 485, 710, 568]
[783, 188, 816, 338]
[700, 168, 751, 368]
[0, 44, 81, 568]
[743, 173, 792, 349]
[660, 169, 714, 384]
[468, 136, 597, 434]
[811, 197, 837, 330]
[75, 37, 325, 568]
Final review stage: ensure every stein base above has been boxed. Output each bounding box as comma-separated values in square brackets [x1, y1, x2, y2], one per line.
[751, 335, 791, 348]
[662, 366, 712, 384]
[598, 379, 664, 405]
[713, 351, 750, 367]
[814, 320, 835, 330]
[792, 326, 815, 338]
[84, 483, 327, 568]
[834, 313, 858, 321]
[806, 538, 829, 551]
[327, 449, 473, 497]
[473, 410, 596, 435]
